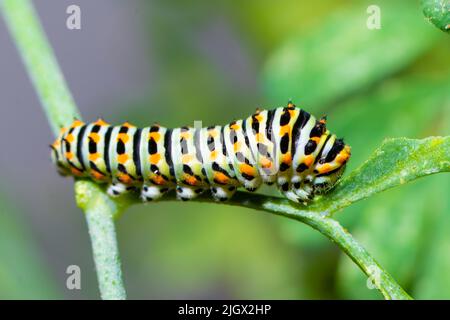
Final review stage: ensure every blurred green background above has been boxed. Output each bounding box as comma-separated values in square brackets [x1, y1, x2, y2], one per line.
[0, 0, 448, 299]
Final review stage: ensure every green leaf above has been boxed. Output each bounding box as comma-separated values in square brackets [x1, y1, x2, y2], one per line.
[314, 136, 450, 215]
[421, 0, 450, 33]
[263, 1, 439, 108]
[337, 176, 447, 299]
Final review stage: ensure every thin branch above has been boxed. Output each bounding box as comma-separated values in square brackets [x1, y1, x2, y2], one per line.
[1, 0, 126, 299]
[106, 184, 412, 300]
[229, 192, 412, 300]
[75, 182, 127, 299]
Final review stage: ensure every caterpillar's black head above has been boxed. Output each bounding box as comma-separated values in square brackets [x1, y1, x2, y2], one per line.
[50, 138, 70, 177]
[311, 138, 350, 195]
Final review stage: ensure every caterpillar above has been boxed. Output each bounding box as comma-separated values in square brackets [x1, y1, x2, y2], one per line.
[50, 101, 351, 203]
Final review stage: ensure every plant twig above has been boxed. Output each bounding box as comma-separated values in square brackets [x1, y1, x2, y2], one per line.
[224, 192, 411, 300]
[1, 0, 126, 299]
[102, 183, 412, 300]
[75, 182, 127, 299]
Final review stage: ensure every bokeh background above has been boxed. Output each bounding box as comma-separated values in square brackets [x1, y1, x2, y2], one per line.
[0, 0, 448, 299]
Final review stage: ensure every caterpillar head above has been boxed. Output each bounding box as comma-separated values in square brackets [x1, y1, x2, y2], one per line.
[311, 164, 346, 195]
[50, 135, 70, 177]
[311, 140, 351, 195]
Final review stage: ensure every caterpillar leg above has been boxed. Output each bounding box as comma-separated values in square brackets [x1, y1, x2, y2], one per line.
[141, 184, 170, 202]
[290, 176, 314, 202]
[107, 182, 134, 197]
[293, 184, 313, 202]
[276, 179, 298, 203]
[277, 175, 312, 203]
[276, 176, 294, 201]
[210, 185, 236, 202]
[176, 186, 205, 201]
[283, 189, 301, 203]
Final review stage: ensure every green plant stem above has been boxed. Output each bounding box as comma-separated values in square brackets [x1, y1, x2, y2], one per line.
[1, 0, 126, 299]
[111, 185, 412, 300]
[75, 182, 127, 299]
[222, 192, 411, 300]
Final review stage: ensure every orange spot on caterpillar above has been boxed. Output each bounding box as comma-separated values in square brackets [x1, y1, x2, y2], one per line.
[233, 141, 241, 152]
[151, 174, 165, 185]
[303, 155, 314, 167]
[282, 153, 292, 165]
[336, 146, 351, 163]
[149, 154, 161, 164]
[149, 132, 161, 142]
[117, 133, 129, 143]
[210, 150, 217, 160]
[318, 163, 332, 174]
[239, 163, 256, 176]
[214, 172, 229, 184]
[89, 132, 100, 143]
[117, 154, 129, 164]
[184, 174, 198, 186]
[260, 157, 272, 169]
[70, 167, 83, 176]
[122, 122, 134, 128]
[311, 136, 321, 144]
[65, 152, 74, 160]
[95, 118, 109, 126]
[65, 134, 74, 143]
[209, 130, 218, 138]
[91, 170, 105, 180]
[254, 114, 263, 122]
[71, 120, 84, 127]
[117, 173, 132, 184]
[230, 123, 240, 130]
[336, 152, 349, 163]
[89, 153, 100, 161]
[279, 125, 290, 135]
